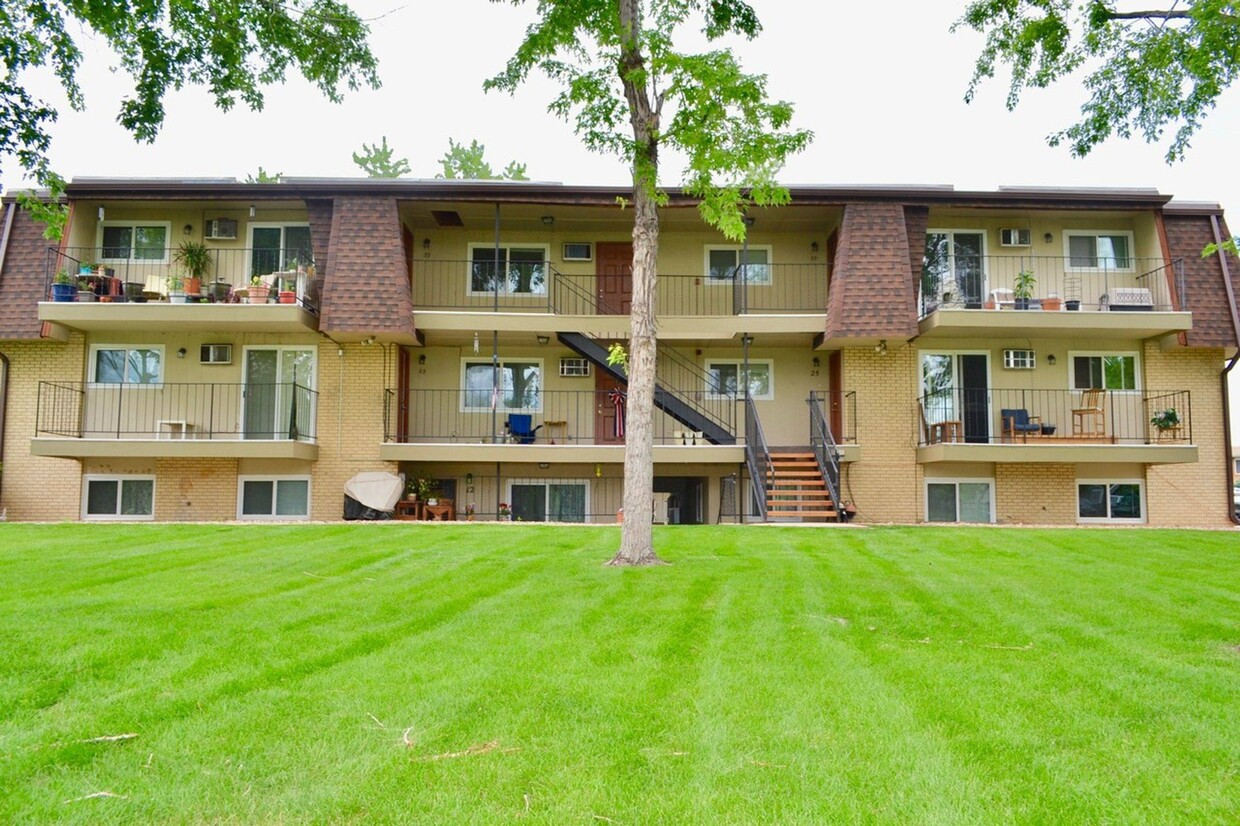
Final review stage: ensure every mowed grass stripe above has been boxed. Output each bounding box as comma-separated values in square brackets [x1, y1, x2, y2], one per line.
[0, 524, 1237, 823]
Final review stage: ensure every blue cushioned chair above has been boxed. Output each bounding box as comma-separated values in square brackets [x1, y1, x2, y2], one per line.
[505, 414, 542, 444]
[1000, 408, 1046, 442]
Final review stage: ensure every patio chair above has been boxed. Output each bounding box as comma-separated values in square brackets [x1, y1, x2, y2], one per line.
[505, 413, 543, 444]
[988, 288, 1015, 310]
[1072, 389, 1106, 437]
[1000, 408, 1049, 442]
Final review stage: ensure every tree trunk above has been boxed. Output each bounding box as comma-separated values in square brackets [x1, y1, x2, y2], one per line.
[611, 182, 661, 566]
[610, 0, 662, 566]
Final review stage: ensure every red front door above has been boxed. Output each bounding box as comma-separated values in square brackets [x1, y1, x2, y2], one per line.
[595, 370, 627, 445]
[595, 242, 633, 315]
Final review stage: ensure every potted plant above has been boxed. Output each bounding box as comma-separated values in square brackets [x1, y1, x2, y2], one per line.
[465, 502, 476, 522]
[278, 288, 297, 304]
[76, 277, 97, 302]
[173, 241, 211, 296]
[51, 269, 77, 301]
[1042, 292, 1063, 311]
[165, 273, 187, 303]
[247, 276, 271, 304]
[78, 262, 95, 276]
[210, 279, 231, 303]
[1013, 269, 1036, 310]
[124, 281, 146, 302]
[498, 503, 512, 521]
[1151, 408, 1181, 438]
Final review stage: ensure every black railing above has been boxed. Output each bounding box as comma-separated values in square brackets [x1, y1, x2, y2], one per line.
[655, 344, 738, 434]
[44, 247, 320, 312]
[35, 381, 317, 441]
[744, 396, 772, 521]
[807, 391, 842, 521]
[919, 255, 1182, 317]
[915, 387, 1192, 446]
[383, 388, 739, 445]
[409, 260, 826, 316]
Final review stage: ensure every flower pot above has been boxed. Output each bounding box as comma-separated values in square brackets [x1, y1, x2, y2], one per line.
[79, 265, 93, 275]
[122, 282, 144, 301]
[211, 281, 231, 303]
[1065, 300, 1081, 311]
[498, 514, 512, 522]
[51, 283, 76, 302]
[169, 291, 188, 304]
[77, 290, 96, 303]
[1014, 298, 1031, 310]
[247, 285, 271, 304]
[426, 498, 439, 507]
[279, 290, 297, 304]
[1042, 298, 1062, 311]
[185, 276, 202, 296]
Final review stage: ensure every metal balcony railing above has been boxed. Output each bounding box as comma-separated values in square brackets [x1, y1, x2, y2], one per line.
[808, 389, 857, 445]
[409, 260, 827, 315]
[44, 247, 320, 312]
[914, 387, 1191, 446]
[36, 381, 318, 441]
[382, 388, 742, 446]
[919, 255, 1183, 317]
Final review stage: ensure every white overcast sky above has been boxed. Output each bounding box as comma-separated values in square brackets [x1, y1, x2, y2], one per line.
[3, 0, 1239, 442]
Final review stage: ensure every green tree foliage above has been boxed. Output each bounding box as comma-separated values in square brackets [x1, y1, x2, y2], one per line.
[487, 0, 811, 563]
[244, 167, 285, 183]
[353, 136, 412, 178]
[956, 1, 1240, 163]
[2, 0, 380, 235]
[436, 138, 529, 180]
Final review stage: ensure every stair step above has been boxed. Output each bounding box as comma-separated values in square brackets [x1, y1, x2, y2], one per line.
[767, 510, 839, 518]
[769, 453, 815, 460]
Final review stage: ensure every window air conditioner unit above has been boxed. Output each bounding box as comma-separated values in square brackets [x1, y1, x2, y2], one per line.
[205, 218, 239, 240]
[200, 344, 233, 365]
[1000, 228, 1032, 247]
[562, 242, 593, 262]
[560, 357, 591, 377]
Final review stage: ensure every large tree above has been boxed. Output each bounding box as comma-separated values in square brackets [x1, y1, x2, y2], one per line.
[956, 0, 1240, 163]
[1, 0, 380, 228]
[488, 0, 811, 564]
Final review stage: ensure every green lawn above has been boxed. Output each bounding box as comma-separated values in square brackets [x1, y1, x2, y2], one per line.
[1, 524, 1238, 823]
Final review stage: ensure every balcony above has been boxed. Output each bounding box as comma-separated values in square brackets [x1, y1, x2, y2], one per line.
[31, 381, 319, 460]
[38, 248, 319, 334]
[410, 260, 827, 338]
[915, 387, 1196, 464]
[380, 388, 745, 464]
[917, 256, 1192, 339]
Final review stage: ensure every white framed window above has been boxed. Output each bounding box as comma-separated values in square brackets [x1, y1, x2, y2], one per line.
[467, 243, 551, 296]
[83, 475, 155, 521]
[89, 345, 164, 385]
[507, 479, 589, 523]
[925, 479, 994, 523]
[98, 222, 171, 263]
[1069, 351, 1140, 391]
[461, 358, 542, 412]
[248, 223, 313, 277]
[1064, 231, 1134, 271]
[705, 359, 774, 400]
[238, 476, 311, 520]
[1077, 479, 1144, 523]
[704, 245, 772, 285]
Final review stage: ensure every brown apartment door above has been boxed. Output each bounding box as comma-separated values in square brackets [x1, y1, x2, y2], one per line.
[596, 242, 633, 314]
[827, 351, 843, 443]
[595, 371, 627, 445]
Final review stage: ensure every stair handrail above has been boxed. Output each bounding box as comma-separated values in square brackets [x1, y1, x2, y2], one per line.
[807, 391, 843, 522]
[656, 344, 735, 433]
[549, 265, 605, 315]
[744, 396, 771, 520]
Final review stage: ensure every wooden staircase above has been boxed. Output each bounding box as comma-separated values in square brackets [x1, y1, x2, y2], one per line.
[765, 450, 838, 521]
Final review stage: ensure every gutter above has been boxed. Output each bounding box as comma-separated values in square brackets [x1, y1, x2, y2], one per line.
[1208, 214, 1240, 524]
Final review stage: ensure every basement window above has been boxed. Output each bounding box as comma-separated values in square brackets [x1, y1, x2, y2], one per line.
[83, 476, 155, 521]
[926, 480, 993, 523]
[239, 476, 311, 520]
[1077, 480, 1144, 523]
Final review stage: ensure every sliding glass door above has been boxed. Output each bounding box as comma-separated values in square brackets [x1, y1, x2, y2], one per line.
[243, 347, 315, 439]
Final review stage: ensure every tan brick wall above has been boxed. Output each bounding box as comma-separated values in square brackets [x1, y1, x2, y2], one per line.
[1142, 343, 1232, 527]
[308, 341, 397, 519]
[0, 337, 85, 520]
[842, 344, 922, 523]
[994, 463, 1077, 524]
[154, 457, 239, 521]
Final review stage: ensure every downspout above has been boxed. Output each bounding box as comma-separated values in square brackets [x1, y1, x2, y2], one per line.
[1208, 215, 1240, 524]
[0, 202, 17, 509]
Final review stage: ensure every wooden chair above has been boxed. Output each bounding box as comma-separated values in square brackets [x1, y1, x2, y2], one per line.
[1072, 389, 1106, 437]
[919, 402, 963, 445]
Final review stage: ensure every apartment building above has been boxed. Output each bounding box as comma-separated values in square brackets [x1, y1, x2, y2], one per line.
[0, 178, 1236, 526]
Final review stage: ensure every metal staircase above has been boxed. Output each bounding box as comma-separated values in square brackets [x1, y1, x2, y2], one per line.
[555, 332, 736, 445]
